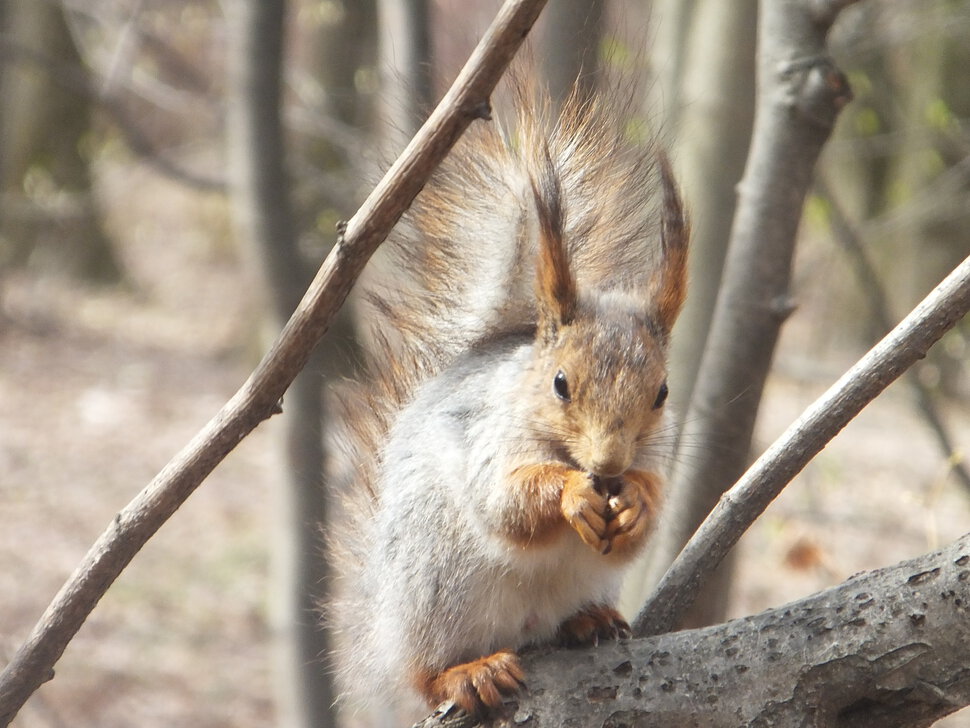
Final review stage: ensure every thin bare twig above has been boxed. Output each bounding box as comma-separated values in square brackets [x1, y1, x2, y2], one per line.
[0, 1, 548, 724]
[634, 255, 970, 637]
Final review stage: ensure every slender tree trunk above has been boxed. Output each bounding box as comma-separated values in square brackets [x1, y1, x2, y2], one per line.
[637, 0, 856, 630]
[623, 0, 758, 622]
[225, 2, 335, 726]
[0, 0, 120, 283]
[665, 0, 758, 416]
[622, 0, 757, 620]
[645, 0, 696, 130]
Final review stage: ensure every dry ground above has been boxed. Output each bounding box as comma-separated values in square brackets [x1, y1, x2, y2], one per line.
[1, 160, 968, 727]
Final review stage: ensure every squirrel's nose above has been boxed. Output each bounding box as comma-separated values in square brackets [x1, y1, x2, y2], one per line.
[586, 437, 633, 478]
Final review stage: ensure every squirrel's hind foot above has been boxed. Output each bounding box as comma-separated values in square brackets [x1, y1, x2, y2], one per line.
[418, 649, 526, 716]
[557, 604, 632, 647]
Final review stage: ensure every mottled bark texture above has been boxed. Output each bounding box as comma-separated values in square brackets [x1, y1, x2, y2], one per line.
[415, 534, 970, 728]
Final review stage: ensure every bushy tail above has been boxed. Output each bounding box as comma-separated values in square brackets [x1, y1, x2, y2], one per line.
[360, 77, 665, 377]
[325, 76, 670, 708]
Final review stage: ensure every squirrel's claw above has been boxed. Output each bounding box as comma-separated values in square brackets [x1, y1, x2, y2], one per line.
[603, 470, 661, 558]
[422, 649, 525, 717]
[557, 605, 631, 648]
[561, 473, 610, 552]
[560, 468, 661, 557]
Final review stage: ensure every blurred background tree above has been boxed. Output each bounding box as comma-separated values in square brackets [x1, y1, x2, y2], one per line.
[0, 1, 967, 727]
[0, 0, 120, 283]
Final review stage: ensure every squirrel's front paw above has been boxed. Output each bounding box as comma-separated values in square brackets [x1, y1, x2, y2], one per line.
[560, 471, 611, 553]
[561, 469, 662, 557]
[420, 649, 525, 716]
[602, 470, 662, 558]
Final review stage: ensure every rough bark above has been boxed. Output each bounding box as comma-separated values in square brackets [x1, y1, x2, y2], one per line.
[0, 1, 548, 724]
[641, 0, 857, 629]
[417, 533, 970, 728]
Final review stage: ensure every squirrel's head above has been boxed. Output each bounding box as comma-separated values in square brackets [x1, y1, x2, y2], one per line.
[527, 151, 689, 477]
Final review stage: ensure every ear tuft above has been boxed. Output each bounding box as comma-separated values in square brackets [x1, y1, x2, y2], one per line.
[652, 152, 690, 335]
[531, 149, 576, 339]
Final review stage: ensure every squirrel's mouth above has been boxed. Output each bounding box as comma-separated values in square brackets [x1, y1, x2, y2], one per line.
[590, 474, 624, 497]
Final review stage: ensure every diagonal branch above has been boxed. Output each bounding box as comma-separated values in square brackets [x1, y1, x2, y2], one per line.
[0, 1, 548, 724]
[634, 254, 970, 637]
[501, 532, 970, 727]
[641, 0, 861, 627]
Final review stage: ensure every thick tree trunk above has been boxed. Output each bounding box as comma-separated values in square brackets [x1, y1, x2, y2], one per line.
[416, 533, 970, 728]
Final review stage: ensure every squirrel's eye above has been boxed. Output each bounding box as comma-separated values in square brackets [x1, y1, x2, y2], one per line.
[653, 381, 669, 410]
[553, 370, 571, 402]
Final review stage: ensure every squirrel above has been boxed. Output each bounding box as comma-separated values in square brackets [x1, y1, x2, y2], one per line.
[327, 78, 689, 722]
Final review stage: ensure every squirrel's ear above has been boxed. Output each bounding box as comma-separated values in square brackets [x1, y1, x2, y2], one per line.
[531, 154, 577, 339]
[650, 152, 689, 336]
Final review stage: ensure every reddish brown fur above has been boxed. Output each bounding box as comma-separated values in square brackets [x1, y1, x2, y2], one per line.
[603, 468, 664, 561]
[532, 153, 577, 337]
[501, 463, 665, 563]
[561, 467, 663, 559]
[414, 649, 525, 715]
[501, 463, 576, 546]
[653, 153, 690, 334]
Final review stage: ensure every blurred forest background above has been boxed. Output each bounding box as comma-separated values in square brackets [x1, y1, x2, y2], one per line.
[0, 0, 968, 726]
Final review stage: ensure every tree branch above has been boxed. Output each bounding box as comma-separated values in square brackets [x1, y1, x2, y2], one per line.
[0, 1, 548, 724]
[476, 533, 970, 728]
[634, 254, 970, 637]
[642, 0, 860, 624]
